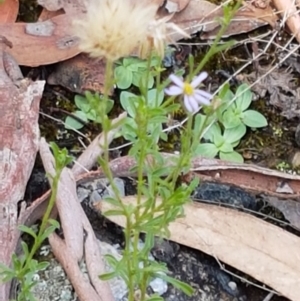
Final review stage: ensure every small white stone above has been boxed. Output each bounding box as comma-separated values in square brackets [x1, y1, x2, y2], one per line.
[149, 276, 168, 295]
[228, 281, 237, 291]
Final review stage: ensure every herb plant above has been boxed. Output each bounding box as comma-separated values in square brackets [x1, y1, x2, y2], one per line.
[220, 83, 267, 132]
[195, 83, 268, 163]
[120, 88, 168, 141]
[65, 92, 114, 130]
[114, 56, 159, 89]
[93, 4, 244, 296]
[0, 1, 252, 301]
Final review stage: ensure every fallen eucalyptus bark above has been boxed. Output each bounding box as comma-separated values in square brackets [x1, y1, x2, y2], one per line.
[39, 137, 115, 301]
[99, 196, 300, 301]
[0, 38, 45, 300]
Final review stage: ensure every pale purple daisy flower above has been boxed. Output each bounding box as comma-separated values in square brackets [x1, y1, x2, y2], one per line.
[165, 72, 212, 113]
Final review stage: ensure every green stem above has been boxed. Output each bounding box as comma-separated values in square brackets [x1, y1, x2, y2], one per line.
[97, 59, 138, 300]
[191, 1, 242, 78]
[20, 170, 61, 276]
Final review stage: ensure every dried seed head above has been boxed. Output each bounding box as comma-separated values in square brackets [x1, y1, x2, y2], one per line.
[73, 0, 158, 61]
[73, 0, 190, 61]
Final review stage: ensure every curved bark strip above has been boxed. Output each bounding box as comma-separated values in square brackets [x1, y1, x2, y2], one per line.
[39, 138, 114, 301]
[0, 46, 44, 299]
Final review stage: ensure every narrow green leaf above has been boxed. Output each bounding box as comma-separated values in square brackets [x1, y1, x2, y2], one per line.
[0, 263, 15, 275]
[103, 209, 125, 217]
[0, 272, 15, 283]
[36, 261, 50, 271]
[21, 241, 30, 257]
[48, 218, 60, 229]
[18, 225, 37, 239]
[99, 271, 118, 281]
[103, 197, 122, 207]
[40, 225, 58, 241]
[12, 254, 22, 271]
[211, 40, 235, 55]
[160, 274, 194, 296]
[104, 254, 120, 267]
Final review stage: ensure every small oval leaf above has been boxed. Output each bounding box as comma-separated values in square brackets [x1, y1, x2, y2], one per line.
[242, 110, 268, 128]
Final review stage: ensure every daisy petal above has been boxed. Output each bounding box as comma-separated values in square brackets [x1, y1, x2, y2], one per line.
[194, 95, 210, 106]
[185, 95, 199, 113]
[189, 96, 200, 112]
[191, 71, 208, 88]
[196, 89, 212, 99]
[169, 74, 184, 88]
[194, 90, 213, 105]
[165, 85, 183, 96]
[183, 95, 194, 112]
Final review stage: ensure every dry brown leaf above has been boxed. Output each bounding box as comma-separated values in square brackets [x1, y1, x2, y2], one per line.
[164, 0, 276, 41]
[238, 66, 300, 120]
[165, 0, 190, 13]
[239, 0, 278, 27]
[0, 14, 80, 66]
[202, 0, 278, 39]
[0, 0, 19, 23]
[163, 0, 220, 41]
[98, 196, 300, 301]
[47, 54, 107, 94]
[267, 196, 300, 230]
[272, 0, 300, 43]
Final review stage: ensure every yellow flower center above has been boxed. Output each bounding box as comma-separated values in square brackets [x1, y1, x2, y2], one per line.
[183, 82, 194, 96]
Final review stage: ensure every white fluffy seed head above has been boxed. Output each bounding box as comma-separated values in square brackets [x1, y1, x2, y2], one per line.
[73, 0, 158, 61]
[73, 0, 190, 61]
